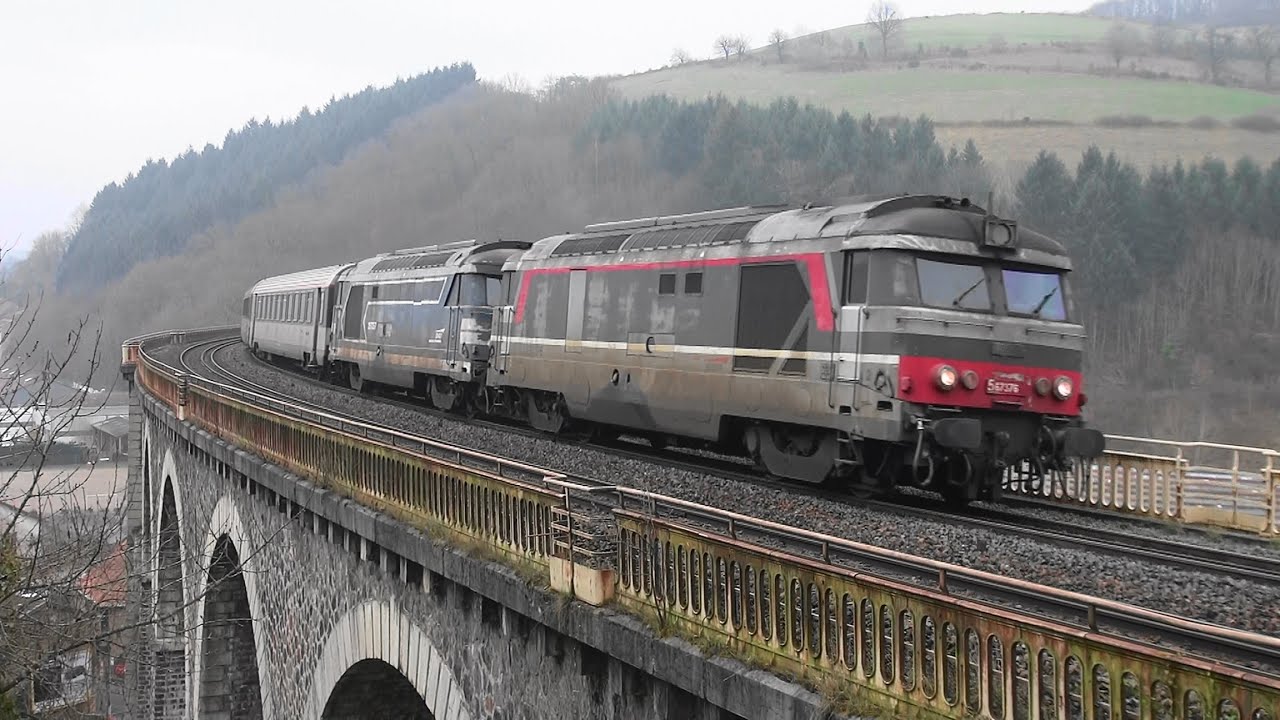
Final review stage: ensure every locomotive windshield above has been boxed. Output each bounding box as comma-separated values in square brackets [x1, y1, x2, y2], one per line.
[1003, 268, 1066, 320]
[917, 258, 991, 312]
[849, 250, 1071, 321]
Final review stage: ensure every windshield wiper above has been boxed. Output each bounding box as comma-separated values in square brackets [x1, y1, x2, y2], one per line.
[1030, 287, 1060, 317]
[951, 278, 986, 308]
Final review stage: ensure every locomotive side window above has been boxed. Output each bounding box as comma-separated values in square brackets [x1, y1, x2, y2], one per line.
[917, 258, 991, 312]
[658, 273, 677, 296]
[684, 272, 703, 295]
[501, 271, 517, 305]
[343, 285, 366, 340]
[734, 263, 810, 374]
[1002, 269, 1067, 321]
[455, 274, 501, 306]
[842, 251, 870, 304]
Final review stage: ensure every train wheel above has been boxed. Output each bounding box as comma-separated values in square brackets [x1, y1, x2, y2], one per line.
[348, 364, 365, 393]
[938, 456, 977, 507]
[745, 424, 837, 485]
[430, 378, 460, 412]
[526, 392, 567, 434]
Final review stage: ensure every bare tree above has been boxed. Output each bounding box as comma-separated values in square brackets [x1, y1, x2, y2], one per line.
[769, 28, 788, 63]
[1248, 25, 1279, 86]
[867, 0, 905, 60]
[670, 48, 693, 66]
[1199, 25, 1230, 82]
[1105, 22, 1144, 68]
[715, 35, 735, 60]
[731, 35, 750, 58]
[1149, 21, 1178, 55]
[0, 244, 296, 717]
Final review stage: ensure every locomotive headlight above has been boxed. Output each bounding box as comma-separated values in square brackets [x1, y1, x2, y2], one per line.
[1035, 377, 1051, 397]
[961, 370, 979, 390]
[1052, 376, 1074, 400]
[935, 365, 958, 391]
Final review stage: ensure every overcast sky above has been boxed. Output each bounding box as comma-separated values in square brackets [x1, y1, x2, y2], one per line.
[0, 0, 1095, 257]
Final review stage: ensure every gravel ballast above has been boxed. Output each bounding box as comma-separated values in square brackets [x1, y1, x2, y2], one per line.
[212, 345, 1280, 640]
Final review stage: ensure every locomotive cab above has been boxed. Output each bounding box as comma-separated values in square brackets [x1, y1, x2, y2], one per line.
[834, 200, 1105, 502]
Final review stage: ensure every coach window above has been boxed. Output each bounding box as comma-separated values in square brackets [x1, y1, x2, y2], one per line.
[658, 273, 676, 295]
[684, 272, 702, 295]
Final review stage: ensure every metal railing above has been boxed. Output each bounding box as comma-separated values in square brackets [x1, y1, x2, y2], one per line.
[1006, 435, 1280, 536]
[126, 329, 603, 578]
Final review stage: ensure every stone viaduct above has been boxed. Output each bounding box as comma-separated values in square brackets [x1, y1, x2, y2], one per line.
[124, 352, 838, 719]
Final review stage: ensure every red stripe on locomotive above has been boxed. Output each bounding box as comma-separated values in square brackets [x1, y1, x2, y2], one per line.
[896, 355, 1084, 416]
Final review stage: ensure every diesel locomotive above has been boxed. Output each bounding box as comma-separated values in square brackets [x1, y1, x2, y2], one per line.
[241, 194, 1105, 503]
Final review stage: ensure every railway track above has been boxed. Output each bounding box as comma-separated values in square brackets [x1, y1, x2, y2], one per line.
[146, 329, 1280, 678]
[181, 332, 1280, 592]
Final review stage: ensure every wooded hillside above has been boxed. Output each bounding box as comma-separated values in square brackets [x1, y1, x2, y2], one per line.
[54, 63, 476, 294]
[13, 78, 1280, 445]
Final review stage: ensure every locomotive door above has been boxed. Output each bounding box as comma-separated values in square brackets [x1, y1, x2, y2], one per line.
[492, 271, 518, 374]
[565, 269, 586, 353]
[309, 288, 323, 366]
[838, 251, 870, 405]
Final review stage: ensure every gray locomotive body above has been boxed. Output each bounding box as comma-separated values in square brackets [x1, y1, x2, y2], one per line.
[486, 196, 1104, 501]
[326, 241, 530, 409]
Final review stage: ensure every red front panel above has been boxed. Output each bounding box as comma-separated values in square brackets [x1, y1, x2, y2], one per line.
[897, 355, 1084, 416]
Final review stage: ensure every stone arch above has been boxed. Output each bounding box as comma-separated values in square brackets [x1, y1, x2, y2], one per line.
[141, 421, 153, 565]
[191, 495, 273, 720]
[321, 659, 433, 719]
[198, 535, 263, 719]
[301, 600, 472, 720]
[152, 448, 189, 718]
[155, 450, 186, 638]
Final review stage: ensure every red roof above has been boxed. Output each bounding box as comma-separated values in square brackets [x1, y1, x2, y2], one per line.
[79, 540, 127, 607]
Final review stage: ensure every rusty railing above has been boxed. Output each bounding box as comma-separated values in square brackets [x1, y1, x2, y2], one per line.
[1006, 435, 1280, 536]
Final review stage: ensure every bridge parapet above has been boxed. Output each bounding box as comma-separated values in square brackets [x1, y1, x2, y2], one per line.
[126, 332, 1280, 719]
[1006, 435, 1280, 536]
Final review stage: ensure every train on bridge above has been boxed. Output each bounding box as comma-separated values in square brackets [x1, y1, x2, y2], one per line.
[240, 194, 1105, 504]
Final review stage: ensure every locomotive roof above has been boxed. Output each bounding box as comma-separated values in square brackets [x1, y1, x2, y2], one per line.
[346, 240, 531, 281]
[248, 263, 354, 296]
[521, 195, 1069, 268]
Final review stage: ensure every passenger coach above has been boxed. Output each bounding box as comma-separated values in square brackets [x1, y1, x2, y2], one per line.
[241, 263, 354, 368]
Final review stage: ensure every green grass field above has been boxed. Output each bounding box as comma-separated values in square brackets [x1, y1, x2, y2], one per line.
[611, 13, 1280, 170]
[614, 65, 1280, 124]
[818, 12, 1159, 50]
